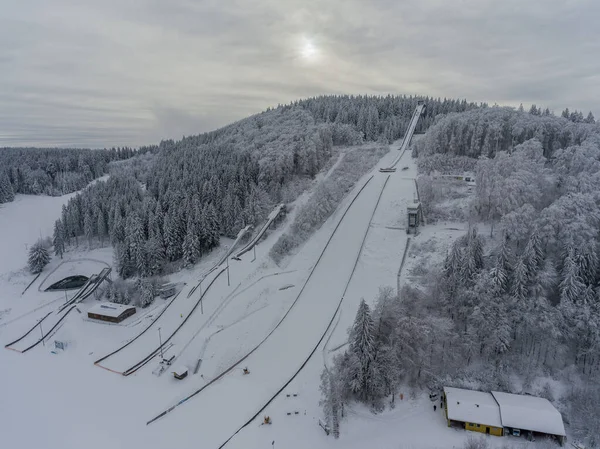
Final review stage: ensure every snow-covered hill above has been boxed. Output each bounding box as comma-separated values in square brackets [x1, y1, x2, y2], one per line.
[0, 141, 514, 449]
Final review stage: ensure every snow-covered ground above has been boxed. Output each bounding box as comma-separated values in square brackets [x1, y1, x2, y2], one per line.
[0, 143, 549, 449]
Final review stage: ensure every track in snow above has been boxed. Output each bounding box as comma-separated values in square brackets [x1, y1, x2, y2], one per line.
[5, 306, 76, 353]
[96, 266, 227, 375]
[4, 267, 111, 352]
[146, 174, 391, 449]
[216, 175, 391, 449]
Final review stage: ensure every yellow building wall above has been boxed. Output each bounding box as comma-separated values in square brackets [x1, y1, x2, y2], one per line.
[465, 422, 503, 437]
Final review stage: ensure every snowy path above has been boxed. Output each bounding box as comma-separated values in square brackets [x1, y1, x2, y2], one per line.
[145, 174, 390, 448]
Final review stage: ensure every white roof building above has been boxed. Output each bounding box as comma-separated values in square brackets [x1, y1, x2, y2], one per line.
[88, 302, 135, 318]
[172, 366, 188, 376]
[491, 391, 566, 437]
[444, 387, 502, 428]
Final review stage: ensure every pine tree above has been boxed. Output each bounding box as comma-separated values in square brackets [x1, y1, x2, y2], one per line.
[0, 171, 15, 204]
[97, 211, 107, 246]
[204, 203, 220, 249]
[348, 299, 376, 400]
[164, 212, 182, 261]
[560, 248, 585, 304]
[110, 209, 125, 245]
[127, 213, 147, 276]
[495, 233, 513, 293]
[114, 242, 132, 279]
[139, 279, 156, 308]
[465, 227, 484, 277]
[84, 212, 94, 247]
[28, 240, 51, 274]
[511, 257, 529, 301]
[53, 220, 65, 259]
[319, 368, 340, 438]
[585, 111, 595, 124]
[573, 244, 598, 286]
[489, 266, 508, 296]
[182, 218, 201, 267]
[145, 237, 165, 276]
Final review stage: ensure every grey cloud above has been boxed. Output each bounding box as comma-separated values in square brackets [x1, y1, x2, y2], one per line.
[0, 0, 598, 148]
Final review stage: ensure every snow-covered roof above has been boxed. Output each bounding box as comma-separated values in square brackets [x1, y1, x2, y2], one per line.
[444, 387, 502, 428]
[491, 391, 566, 436]
[172, 366, 188, 376]
[88, 302, 135, 318]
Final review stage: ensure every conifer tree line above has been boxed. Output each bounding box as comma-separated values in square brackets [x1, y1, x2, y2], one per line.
[52, 96, 479, 278]
[0, 146, 150, 204]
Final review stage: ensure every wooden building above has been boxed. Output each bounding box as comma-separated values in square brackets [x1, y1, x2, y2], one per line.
[444, 387, 504, 437]
[444, 387, 566, 445]
[87, 302, 136, 323]
[172, 366, 188, 380]
[491, 391, 566, 444]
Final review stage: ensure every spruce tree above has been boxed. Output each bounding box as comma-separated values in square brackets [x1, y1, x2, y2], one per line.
[0, 171, 15, 204]
[28, 240, 51, 274]
[585, 111, 595, 124]
[53, 220, 65, 259]
[560, 249, 585, 304]
[97, 211, 107, 246]
[511, 257, 529, 301]
[84, 212, 94, 247]
[348, 299, 376, 400]
[182, 220, 200, 267]
[145, 237, 164, 276]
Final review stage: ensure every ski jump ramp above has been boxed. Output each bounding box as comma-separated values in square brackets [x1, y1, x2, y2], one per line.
[4, 267, 111, 353]
[233, 204, 285, 259]
[380, 102, 425, 172]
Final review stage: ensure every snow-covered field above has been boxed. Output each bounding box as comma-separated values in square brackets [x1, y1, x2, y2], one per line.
[0, 143, 545, 449]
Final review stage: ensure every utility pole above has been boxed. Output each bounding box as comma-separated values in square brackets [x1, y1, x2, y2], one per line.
[64, 289, 68, 304]
[252, 245, 256, 263]
[158, 327, 163, 359]
[226, 257, 230, 287]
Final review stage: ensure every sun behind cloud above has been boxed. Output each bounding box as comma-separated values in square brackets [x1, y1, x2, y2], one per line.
[297, 35, 320, 63]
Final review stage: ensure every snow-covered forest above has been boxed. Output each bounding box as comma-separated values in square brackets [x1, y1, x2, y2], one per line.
[0, 146, 143, 203]
[52, 95, 479, 278]
[323, 106, 600, 446]
[413, 105, 596, 159]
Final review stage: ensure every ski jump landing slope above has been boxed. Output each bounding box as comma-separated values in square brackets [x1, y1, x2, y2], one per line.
[146, 175, 390, 448]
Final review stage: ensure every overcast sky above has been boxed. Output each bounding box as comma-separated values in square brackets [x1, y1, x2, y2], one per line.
[1, 0, 599, 148]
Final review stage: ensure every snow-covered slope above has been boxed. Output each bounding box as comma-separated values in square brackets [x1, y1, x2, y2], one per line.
[0, 142, 503, 449]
